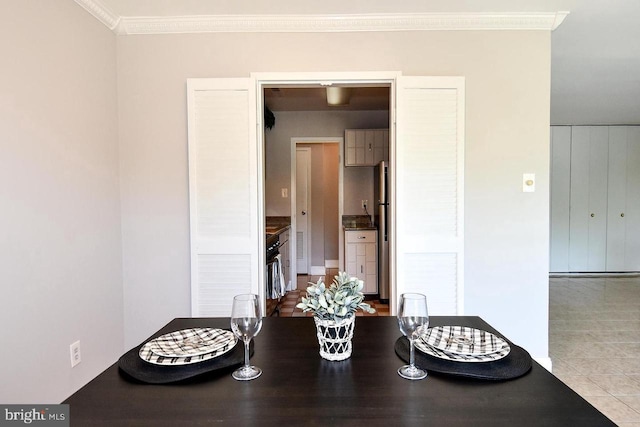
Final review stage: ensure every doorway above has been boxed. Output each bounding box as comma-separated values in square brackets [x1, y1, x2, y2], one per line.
[262, 83, 391, 295]
[293, 141, 341, 277]
[186, 74, 465, 318]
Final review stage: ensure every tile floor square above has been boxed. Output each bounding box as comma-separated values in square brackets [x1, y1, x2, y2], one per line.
[551, 275, 640, 424]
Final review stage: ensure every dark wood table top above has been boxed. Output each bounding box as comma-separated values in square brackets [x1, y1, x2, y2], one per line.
[64, 316, 614, 426]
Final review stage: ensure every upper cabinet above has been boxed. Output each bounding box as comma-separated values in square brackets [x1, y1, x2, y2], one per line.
[550, 125, 640, 273]
[345, 129, 389, 166]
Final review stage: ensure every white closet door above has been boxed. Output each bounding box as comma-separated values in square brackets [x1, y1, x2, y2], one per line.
[550, 126, 572, 272]
[569, 126, 608, 272]
[395, 76, 465, 315]
[187, 78, 259, 316]
[607, 126, 640, 271]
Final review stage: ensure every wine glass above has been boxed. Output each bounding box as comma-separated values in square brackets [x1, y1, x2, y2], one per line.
[397, 293, 429, 380]
[230, 294, 263, 381]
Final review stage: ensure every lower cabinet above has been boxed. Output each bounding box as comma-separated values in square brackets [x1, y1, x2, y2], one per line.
[345, 230, 377, 294]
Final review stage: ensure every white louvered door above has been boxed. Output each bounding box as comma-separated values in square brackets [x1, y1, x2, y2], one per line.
[395, 76, 465, 315]
[187, 78, 259, 316]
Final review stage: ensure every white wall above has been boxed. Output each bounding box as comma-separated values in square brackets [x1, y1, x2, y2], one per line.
[0, 2, 122, 403]
[117, 30, 551, 359]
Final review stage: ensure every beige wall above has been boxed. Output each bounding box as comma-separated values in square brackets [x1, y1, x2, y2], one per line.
[0, 2, 122, 403]
[264, 110, 388, 216]
[264, 110, 387, 267]
[117, 30, 551, 359]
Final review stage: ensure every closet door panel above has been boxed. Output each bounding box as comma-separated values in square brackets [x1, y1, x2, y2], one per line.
[550, 126, 571, 272]
[569, 126, 608, 272]
[607, 127, 628, 271]
[608, 126, 640, 271]
[626, 127, 640, 270]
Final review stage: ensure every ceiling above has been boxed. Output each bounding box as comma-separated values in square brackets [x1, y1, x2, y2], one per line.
[91, 0, 640, 124]
[264, 87, 390, 112]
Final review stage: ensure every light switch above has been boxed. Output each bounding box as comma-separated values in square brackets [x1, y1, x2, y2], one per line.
[523, 173, 535, 193]
[281, 188, 288, 198]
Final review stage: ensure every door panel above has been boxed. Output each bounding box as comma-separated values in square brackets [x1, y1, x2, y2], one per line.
[607, 126, 640, 271]
[187, 78, 259, 316]
[569, 126, 608, 271]
[395, 76, 465, 315]
[550, 126, 571, 272]
[296, 147, 310, 273]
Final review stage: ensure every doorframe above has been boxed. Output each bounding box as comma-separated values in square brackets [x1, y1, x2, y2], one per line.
[291, 138, 344, 281]
[254, 71, 398, 306]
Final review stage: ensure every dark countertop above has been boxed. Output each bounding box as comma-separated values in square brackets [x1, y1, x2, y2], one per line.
[343, 225, 377, 231]
[266, 217, 291, 247]
[265, 224, 290, 236]
[64, 316, 614, 426]
[342, 214, 376, 231]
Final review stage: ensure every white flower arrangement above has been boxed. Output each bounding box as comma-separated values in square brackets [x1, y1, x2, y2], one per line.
[296, 272, 376, 321]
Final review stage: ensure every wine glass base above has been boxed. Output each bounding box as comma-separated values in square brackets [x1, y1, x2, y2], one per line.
[232, 365, 262, 381]
[398, 364, 428, 380]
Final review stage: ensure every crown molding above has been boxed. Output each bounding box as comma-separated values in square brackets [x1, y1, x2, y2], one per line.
[73, 2, 569, 36]
[74, 0, 120, 30]
[114, 12, 569, 35]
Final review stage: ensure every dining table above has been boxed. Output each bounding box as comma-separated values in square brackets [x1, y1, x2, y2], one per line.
[63, 316, 614, 426]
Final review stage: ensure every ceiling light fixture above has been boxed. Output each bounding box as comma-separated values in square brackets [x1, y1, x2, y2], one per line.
[326, 87, 351, 106]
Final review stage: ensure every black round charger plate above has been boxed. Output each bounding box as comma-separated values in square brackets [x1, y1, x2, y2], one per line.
[119, 337, 252, 384]
[395, 336, 532, 381]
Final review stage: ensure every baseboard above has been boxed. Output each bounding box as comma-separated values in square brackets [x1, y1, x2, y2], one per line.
[325, 260, 339, 269]
[550, 272, 640, 278]
[309, 266, 326, 276]
[534, 357, 553, 372]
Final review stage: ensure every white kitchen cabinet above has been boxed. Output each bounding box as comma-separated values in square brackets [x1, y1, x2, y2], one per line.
[606, 126, 640, 271]
[345, 230, 377, 294]
[345, 129, 389, 166]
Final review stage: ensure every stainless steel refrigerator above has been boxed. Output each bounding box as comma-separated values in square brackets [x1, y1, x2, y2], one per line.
[374, 161, 389, 303]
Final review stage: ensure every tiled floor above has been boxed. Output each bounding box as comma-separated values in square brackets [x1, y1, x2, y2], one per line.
[550, 275, 640, 426]
[276, 270, 389, 317]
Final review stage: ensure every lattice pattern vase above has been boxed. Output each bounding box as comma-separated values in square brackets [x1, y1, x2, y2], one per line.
[314, 315, 355, 361]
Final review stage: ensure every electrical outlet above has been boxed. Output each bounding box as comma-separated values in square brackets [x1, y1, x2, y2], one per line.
[70, 341, 81, 367]
[362, 200, 368, 210]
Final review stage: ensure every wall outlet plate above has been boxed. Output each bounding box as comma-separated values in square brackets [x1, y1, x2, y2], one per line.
[70, 341, 81, 367]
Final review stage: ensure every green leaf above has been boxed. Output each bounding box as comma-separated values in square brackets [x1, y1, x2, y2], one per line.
[319, 294, 328, 308]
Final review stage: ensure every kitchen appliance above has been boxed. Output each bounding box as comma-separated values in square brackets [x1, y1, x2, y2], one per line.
[266, 234, 285, 316]
[374, 160, 389, 303]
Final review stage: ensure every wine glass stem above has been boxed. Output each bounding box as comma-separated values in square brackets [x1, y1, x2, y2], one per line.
[409, 338, 416, 368]
[244, 339, 250, 368]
